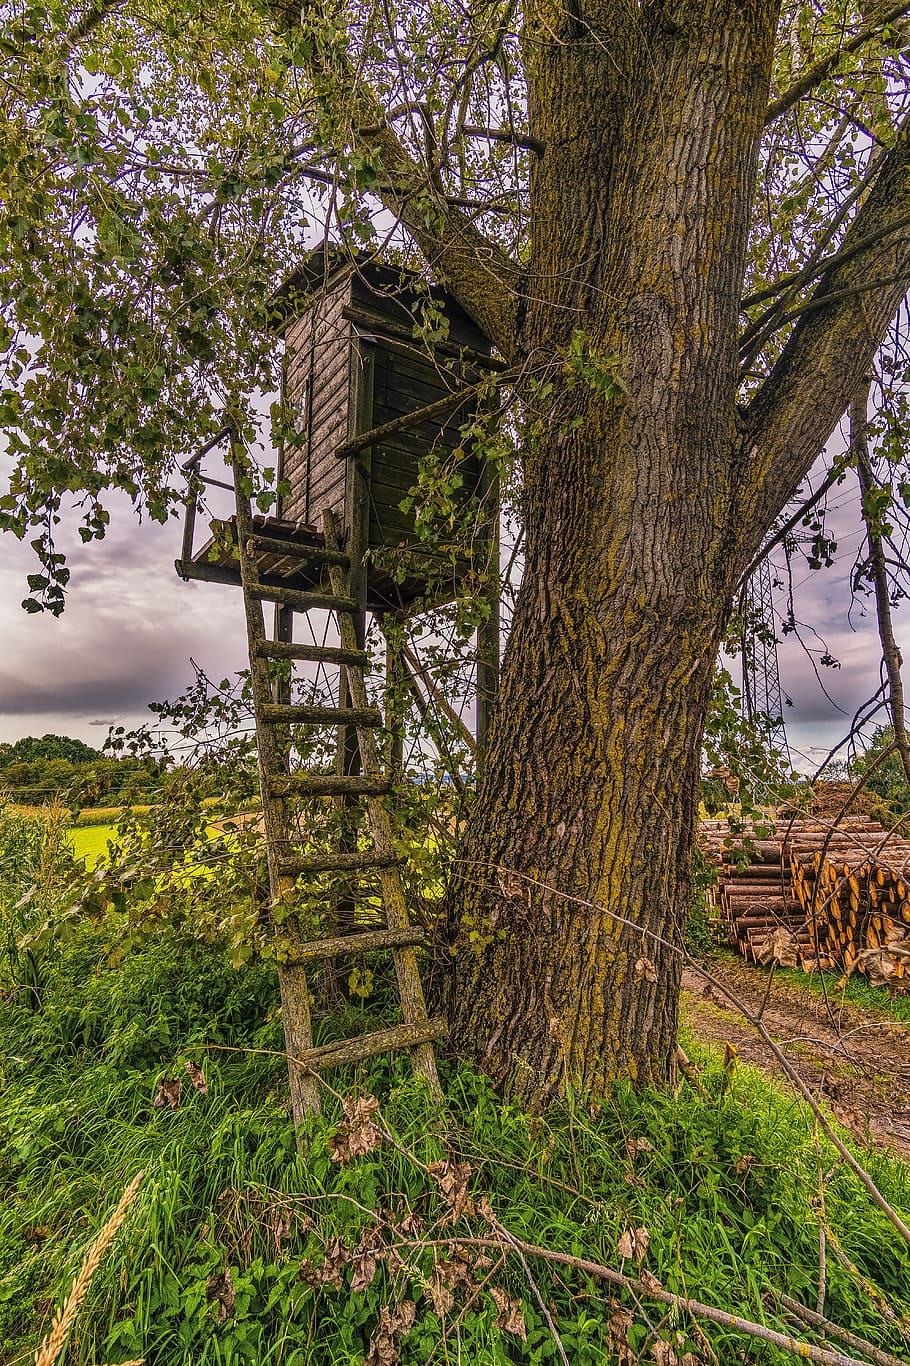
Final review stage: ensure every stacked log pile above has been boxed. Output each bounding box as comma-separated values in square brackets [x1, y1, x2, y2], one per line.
[697, 816, 910, 988]
[698, 820, 804, 967]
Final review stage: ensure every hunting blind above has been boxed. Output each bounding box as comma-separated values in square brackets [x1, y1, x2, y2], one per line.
[176, 250, 500, 1120]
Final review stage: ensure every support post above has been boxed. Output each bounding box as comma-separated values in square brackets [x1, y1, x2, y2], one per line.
[332, 332, 374, 931]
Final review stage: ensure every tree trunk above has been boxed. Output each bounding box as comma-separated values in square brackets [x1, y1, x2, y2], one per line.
[445, 397, 731, 1105]
[443, 2, 780, 1104]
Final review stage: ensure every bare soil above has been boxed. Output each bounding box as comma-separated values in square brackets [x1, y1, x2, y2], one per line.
[681, 957, 910, 1160]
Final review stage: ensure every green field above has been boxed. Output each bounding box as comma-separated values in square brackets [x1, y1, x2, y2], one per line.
[66, 822, 117, 865]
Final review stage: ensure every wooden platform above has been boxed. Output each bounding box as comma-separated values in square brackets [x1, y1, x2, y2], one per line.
[175, 512, 474, 613]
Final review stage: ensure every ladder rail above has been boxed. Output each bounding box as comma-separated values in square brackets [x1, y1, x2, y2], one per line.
[232, 447, 323, 1119]
[323, 509, 442, 1100]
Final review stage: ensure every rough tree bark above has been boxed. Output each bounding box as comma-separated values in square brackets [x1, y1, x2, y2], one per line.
[443, 1, 780, 1100]
[279, 0, 910, 1105]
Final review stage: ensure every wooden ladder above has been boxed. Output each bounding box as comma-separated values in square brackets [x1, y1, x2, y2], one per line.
[232, 460, 444, 1120]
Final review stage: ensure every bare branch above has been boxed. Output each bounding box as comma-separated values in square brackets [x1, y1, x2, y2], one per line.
[267, 3, 522, 357]
[766, 2, 910, 126]
[854, 379, 910, 786]
[740, 117, 910, 556]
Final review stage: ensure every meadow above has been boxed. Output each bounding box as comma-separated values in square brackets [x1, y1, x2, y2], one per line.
[2, 803, 910, 1366]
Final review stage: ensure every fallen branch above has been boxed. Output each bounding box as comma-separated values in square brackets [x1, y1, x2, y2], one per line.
[405, 1227, 885, 1366]
[778, 1292, 908, 1366]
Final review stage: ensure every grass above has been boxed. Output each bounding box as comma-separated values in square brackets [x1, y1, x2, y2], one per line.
[65, 823, 118, 866]
[712, 948, 910, 1026]
[2, 914, 910, 1366]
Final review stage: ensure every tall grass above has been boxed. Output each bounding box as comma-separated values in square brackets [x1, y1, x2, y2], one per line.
[34, 1173, 143, 1366]
[1, 909, 909, 1365]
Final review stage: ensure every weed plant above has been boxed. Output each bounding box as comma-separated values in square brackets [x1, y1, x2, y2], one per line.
[2, 912, 910, 1366]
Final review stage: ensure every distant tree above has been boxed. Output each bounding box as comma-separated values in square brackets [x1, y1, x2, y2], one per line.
[0, 734, 102, 765]
[853, 725, 910, 817]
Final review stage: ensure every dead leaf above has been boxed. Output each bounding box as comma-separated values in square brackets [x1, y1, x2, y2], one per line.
[753, 927, 799, 969]
[477, 1196, 496, 1224]
[184, 1059, 209, 1096]
[392, 1208, 424, 1239]
[607, 1304, 633, 1360]
[424, 1255, 474, 1318]
[429, 1156, 475, 1224]
[734, 1154, 755, 1176]
[635, 956, 657, 984]
[152, 1077, 182, 1109]
[205, 1268, 235, 1322]
[267, 1204, 294, 1251]
[299, 1235, 350, 1290]
[625, 1135, 654, 1160]
[490, 1286, 527, 1340]
[639, 1268, 664, 1293]
[365, 1301, 417, 1365]
[352, 1225, 384, 1293]
[858, 946, 901, 987]
[616, 1226, 650, 1263]
[329, 1094, 385, 1163]
[652, 1341, 680, 1366]
[426, 1267, 455, 1318]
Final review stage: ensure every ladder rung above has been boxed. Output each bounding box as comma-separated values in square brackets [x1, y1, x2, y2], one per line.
[247, 532, 350, 567]
[285, 926, 426, 963]
[248, 582, 358, 614]
[295, 1018, 447, 1073]
[268, 773, 392, 798]
[260, 703, 383, 727]
[277, 851, 402, 876]
[255, 640, 369, 667]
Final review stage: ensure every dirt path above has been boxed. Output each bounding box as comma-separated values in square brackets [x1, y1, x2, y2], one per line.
[681, 957, 910, 1160]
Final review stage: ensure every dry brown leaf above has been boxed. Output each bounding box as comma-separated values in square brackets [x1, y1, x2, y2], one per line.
[299, 1235, 350, 1290]
[425, 1267, 455, 1318]
[393, 1208, 424, 1239]
[429, 1156, 475, 1224]
[267, 1205, 294, 1252]
[607, 1304, 633, 1359]
[652, 1341, 680, 1366]
[365, 1301, 417, 1365]
[152, 1077, 182, 1109]
[616, 1225, 650, 1263]
[639, 1268, 663, 1293]
[351, 1225, 384, 1294]
[635, 956, 658, 984]
[329, 1094, 384, 1164]
[858, 946, 901, 987]
[184, 1059, 209, 1096]
[489, 1286, 527, 1340]
[625, 1135, 654, 1159]
[477, 1196, 496, 1224]
[734, 1154, 755, 1175]
[753, 927, 799, 969]
[205, 1268, 234, 1322]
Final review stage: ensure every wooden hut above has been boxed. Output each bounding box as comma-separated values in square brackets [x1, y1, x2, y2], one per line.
[178, 247, 499, 615]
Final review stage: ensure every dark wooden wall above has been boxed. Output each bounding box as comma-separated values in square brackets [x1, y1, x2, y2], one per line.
[280, 283, 351, 528]
[278, 260, 492, 578]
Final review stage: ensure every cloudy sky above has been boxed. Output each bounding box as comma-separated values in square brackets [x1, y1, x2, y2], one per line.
[0, 432, 904, 772]
[0, 486, 250, 750]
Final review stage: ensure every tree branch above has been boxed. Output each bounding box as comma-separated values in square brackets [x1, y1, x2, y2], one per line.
[739, 116, 910, 557]
[854, 379, 910, 787]
[268, 3, 522, 357]
[765, 2, 910, 126]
